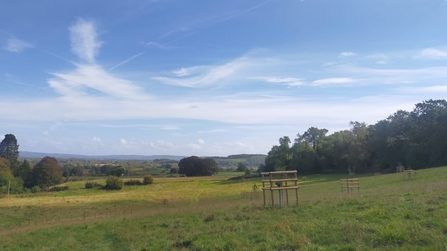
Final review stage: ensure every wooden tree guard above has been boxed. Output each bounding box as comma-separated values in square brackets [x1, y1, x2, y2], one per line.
[404, 170, 416, 180]
[396, 165, 405, 172]
[340, 178, 360, 194]
[261, 170, 299, 208]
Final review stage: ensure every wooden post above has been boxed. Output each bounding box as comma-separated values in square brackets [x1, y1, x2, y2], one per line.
[262, 172, 266, 207]
[295, 172, 299, 205]
[83, 212, 86, 220]
[270, 173, 274, 208]
[20, 220, 22, 227]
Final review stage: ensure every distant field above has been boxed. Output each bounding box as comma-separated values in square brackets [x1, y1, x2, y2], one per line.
[1, 167, 447, 250]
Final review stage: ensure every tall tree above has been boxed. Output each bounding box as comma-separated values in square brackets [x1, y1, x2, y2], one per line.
[296, 127, 328, 150]
[264, 136, 292, 171]
[0, 134, 19, 170]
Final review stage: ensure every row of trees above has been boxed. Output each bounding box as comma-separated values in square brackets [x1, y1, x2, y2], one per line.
[262, 99, 447, 174]
[0, 134, 64, 194]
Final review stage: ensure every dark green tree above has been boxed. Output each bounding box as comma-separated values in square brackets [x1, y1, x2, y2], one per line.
[15, 160, 33, 187]
[178, 156, 218, 176]
[0, 134, 19, 173]
[236, 162, 247, 172]
[32, 156, 63, 188]
[0, 134, 19, 162]
[264, 136, 292, 172]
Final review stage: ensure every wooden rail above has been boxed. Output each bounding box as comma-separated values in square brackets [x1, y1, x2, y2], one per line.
[340, 178, 360, 194]
[261, 170, 299, 208]
[404, 170, 417, 180]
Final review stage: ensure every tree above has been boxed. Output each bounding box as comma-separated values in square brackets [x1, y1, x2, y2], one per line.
[32, 156, 63, 188]
[109, 166, 125, 177]
[105, 176, 123, 190]
[100, 165, 124, 176]
[178, 156, 218, 176]
[0, 134, 19, 162]
[264, 136, 293, 172]
[0, 134, 19, 173]
[143, 174, 154, 185]
[15, 160, 33, 187]
[236, 162, 247, 172]
[296, 127, 328, 150]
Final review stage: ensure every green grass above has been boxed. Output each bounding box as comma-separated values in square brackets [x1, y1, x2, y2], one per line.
[1, 167, 447, 250]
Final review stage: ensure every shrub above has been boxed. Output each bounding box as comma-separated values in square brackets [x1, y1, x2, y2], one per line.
[105, 176, 124, 190]
[50, 185, 69, 192]
[124, 179, 143, 186]
[85, 181, 101, 189]
[30, 186, 41, 193]
[143, 175, 154, 185]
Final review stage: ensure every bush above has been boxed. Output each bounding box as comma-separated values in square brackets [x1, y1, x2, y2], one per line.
[143, 175, 154, 185]
[105, 176, 124, 190]
[50, 186, 69, 192]
[85, 181, 101, 189]
[124, 179, 143, 186]
[30, 186, 41, 193]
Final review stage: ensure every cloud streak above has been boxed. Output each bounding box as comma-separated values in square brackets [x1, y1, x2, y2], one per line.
[414, 48, 447, 60]
[249, 76, 305, 86]
[152, 57, 252, 87]
[3, 38, 33, 52]
[109, 52, 145, 71]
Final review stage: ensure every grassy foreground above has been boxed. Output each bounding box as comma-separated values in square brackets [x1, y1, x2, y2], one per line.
[1, 167, 447, 250]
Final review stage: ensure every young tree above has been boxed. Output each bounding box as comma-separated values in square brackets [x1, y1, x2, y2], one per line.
[32, 156, 63, 188]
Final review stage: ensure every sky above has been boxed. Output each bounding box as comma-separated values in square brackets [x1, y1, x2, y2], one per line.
[1, 0, 447, 157]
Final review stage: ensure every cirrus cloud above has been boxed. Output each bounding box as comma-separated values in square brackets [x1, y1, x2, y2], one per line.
[3, 38, 33, 53]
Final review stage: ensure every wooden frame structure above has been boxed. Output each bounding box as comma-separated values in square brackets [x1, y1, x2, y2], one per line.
[396, 165, 405, 172]
[404, 170, 417, 180]
[340, 178, 360, 194]
[261, 170, 299, 207]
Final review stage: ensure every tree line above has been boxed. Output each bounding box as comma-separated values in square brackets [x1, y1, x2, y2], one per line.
[261, 99, 447, 174]
[0, 134, 64, 194]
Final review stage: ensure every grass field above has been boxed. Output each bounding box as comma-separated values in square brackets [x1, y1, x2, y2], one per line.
[1, 167, 447, 250]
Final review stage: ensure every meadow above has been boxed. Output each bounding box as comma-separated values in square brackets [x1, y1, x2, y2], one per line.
[1, 168, 447, 250]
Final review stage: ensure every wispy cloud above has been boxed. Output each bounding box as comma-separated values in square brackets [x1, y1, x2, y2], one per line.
[69, 18, 103, 63]
[339, 51, 357, 57]
[152, 57, 251, 87]
[49, 64, 148, 99]
[249, 76, 305, 86]
[312, 78, 356, 86]
[152, 1, 270, 46]
[109, 52, 145, 71]
[366, 53, 389, 64]
[3, 38, 33, 53]
[413, 48, 447, 60]
[172, 68, 191, 77]
[48, 19, 149, 100]
[146, 41, 171, 49]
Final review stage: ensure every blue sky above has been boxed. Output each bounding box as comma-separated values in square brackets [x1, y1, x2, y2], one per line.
[1, 0, 447, 156]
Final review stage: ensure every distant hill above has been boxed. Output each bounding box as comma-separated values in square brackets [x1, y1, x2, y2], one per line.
[19, 151, 186, 161]
[19, 151, 267, 167]
[211, 154, 266, 168]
